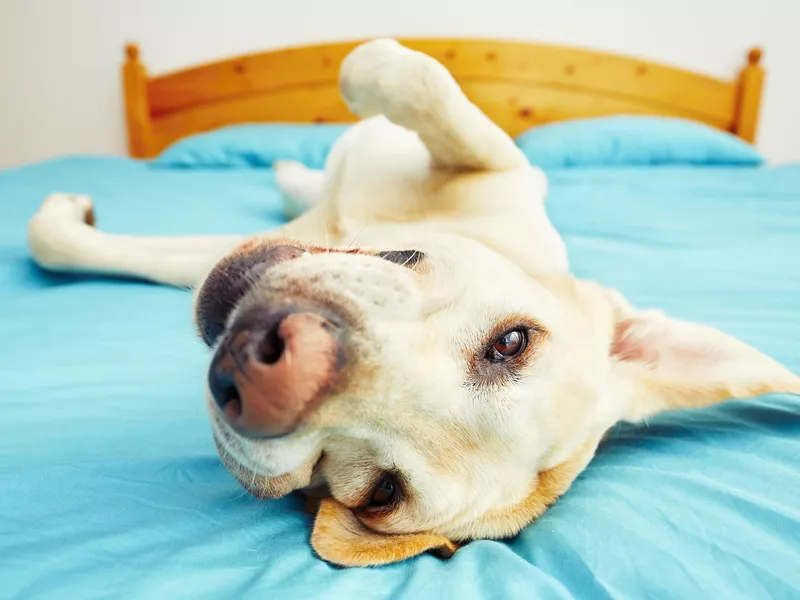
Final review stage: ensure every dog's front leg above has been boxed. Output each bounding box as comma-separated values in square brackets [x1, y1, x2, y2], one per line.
[339, 39, 527, 172]
[28, 194, 245, 288]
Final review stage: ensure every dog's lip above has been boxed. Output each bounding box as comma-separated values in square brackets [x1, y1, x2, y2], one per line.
[212, 433, 277, 499]
[230, 245, 313, 294]
[209, 400, 323, 501]
[210, 407, 283, 486]
[208, 394, 307, 473]
[197, 243, 317, 346]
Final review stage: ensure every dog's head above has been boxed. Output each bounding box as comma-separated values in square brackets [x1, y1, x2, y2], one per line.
[195, 234, 800, 566]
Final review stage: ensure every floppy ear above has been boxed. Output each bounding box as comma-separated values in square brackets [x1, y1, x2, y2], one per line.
[310, 499, 458, 567]
[606, 293, 800, 421]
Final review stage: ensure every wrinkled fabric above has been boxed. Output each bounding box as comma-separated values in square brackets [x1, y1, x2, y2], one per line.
[1, 158, 799, 599]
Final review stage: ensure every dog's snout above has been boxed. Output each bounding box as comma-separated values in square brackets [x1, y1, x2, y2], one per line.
[208, 306, 342, 438]
[196, 243, 308, 345]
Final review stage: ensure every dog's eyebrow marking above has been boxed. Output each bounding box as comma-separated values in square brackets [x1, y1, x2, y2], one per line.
[376, 250, 426, 268]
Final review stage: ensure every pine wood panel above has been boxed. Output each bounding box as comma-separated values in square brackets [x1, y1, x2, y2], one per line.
[733, 49, 766, 143]
[151, 77, 740, 153]
[151, 82, 352, 150]
[123, 39, 766, 159]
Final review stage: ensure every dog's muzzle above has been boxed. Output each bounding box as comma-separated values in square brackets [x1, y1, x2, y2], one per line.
[196, 242, 342, 438]
[196, 240, 424, 439]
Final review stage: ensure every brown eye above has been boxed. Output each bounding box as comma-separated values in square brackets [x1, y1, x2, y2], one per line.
[369, 473, 398, 507]
[487, 329, 527, 362]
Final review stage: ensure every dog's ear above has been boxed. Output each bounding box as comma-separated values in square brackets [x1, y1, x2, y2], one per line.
[604, 289, 800, 421]
[310, 499, 458, 567]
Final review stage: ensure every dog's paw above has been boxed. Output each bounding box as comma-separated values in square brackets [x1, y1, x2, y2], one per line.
[340, 39, 452, 121]
[34, 193, 96, 227]
[339, 39, 405, 116]
[274, 159, 308, 181]
[28, 193, 96, 270]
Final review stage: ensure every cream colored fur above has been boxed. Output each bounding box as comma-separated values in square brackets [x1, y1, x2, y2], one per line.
[27, 39, 800, 565]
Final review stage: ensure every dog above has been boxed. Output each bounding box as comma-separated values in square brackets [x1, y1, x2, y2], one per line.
[27, 39, 800, 567]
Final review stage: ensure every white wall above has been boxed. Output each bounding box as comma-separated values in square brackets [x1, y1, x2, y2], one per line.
[1, 0, 798, 168]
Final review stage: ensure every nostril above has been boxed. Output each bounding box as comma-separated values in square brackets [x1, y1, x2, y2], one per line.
[257, 327, 285, 365]
[208, 356, 243, 417]
[209, 306, 343, 439]
[222, 387, 242, 421]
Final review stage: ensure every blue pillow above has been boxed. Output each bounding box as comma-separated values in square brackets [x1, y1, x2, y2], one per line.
[153, 123, 350, 169]
[514, 116, 764, 168]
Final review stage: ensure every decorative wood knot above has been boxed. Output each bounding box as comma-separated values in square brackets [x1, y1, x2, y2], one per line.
[518, 107, 533, 118]
[444, 50, 456, 60]
[125, 44, 139, 62]
[636, 64, 648, 76]
[321, 56, 332, 68]
[314, 116, 326, 123]
[564, 64, 576, 75]
[233, 62, 246, 74]
[748, 48, 763, 65]
[486, 51, 497, 62]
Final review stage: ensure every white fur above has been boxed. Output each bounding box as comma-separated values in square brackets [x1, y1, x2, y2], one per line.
[27, 39, 800, 544]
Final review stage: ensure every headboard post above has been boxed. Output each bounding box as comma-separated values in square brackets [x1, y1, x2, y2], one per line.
[122, 44, 155, 158]
[733, 48, 765, 144]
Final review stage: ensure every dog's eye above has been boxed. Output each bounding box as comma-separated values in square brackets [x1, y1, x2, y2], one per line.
[486, 329, 527, 362]
[369, 473, 398, 507]
[376, 249, 426, 268]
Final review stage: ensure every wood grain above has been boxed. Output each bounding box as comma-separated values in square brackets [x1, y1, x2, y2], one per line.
[122, 39, 766, 159]
[733, 48, 765, 143]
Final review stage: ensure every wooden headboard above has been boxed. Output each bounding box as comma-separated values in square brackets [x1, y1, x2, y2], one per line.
[122, 39, 765, 159]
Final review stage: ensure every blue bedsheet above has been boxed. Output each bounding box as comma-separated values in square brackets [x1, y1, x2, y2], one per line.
[2, 157, 799, 599]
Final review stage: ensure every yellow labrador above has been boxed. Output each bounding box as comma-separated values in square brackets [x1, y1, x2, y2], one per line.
[27, 39, 800, 567]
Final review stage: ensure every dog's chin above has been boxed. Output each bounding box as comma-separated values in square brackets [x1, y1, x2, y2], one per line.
[212, 434, 312, 499]
[209, 398, 319, 499]
[213, 435, 276, 499]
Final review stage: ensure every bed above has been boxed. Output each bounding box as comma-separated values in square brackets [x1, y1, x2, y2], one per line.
[3, 39, 800, 599]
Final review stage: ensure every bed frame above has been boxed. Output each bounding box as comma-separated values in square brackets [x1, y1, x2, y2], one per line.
[122, 39, 765, 159]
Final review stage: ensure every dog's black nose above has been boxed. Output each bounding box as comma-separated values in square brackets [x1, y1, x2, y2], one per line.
[195, 243, 308, 345]
[208, 305, 342, 438]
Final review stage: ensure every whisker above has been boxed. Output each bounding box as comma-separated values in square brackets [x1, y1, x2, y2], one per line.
[225, 335, 249, 380]
[400, 250, 419, 268]
[227, 487, 250, 502]
[242, 269, 261, 288]
[346, 225, 366, 252]
[249, 467, 258, 498]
